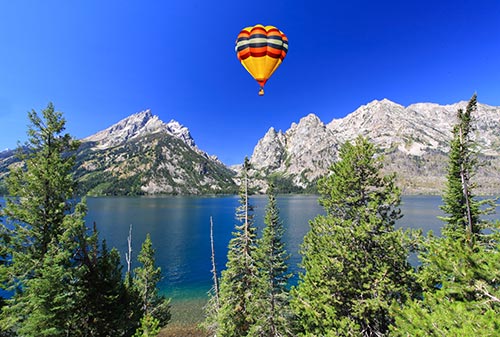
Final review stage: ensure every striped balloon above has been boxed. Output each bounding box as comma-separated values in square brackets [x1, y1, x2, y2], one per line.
[235, 24, 288, 95]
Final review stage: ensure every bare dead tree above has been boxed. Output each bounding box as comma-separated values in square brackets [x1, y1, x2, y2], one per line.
[210, 216, 219, 307]
[125, 224, 133, 275]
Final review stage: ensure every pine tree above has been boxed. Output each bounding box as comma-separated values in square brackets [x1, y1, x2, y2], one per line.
[216, 157, 259, 336]
[248, 183, 292, 337]
[0, 104, 138, 336]
[132, 314, 161, 337]
[2, 103, 79, 269]
[391, 94, 500, 335]
[133, 233, 171, 334]
[439, 93, 495, 244]
[77, 238, 136, 337]
[391, 232, 500, 336]
[0, 103, 83, 334]
[0, 213, 10, 326]
[291, 136, 417, 337]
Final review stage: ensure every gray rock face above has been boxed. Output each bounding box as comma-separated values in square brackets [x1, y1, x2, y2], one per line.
[83, 109, 197, 150]
[248, 99, 500, 193]
[76, 110, 235, 195]
[250, 114, 339, 187]
[0, 109, 236, 196]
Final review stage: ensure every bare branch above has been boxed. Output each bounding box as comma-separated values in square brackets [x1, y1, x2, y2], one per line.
[125, 224, 132, 275]
[210, 216, 220, 308]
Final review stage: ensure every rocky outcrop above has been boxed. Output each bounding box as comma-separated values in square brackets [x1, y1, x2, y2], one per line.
[248, 99, 500, 194]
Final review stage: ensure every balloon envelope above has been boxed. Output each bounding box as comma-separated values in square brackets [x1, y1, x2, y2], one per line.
[235, 24, 288, 95]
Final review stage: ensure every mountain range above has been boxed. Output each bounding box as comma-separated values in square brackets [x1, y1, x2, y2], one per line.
[1, 99, 499, 195]
[1, 110, 237, 195]
[248, 99, 500, 194]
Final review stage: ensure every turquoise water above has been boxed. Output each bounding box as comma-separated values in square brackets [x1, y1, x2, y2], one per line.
[85, 195, 449, 301]
[3, 194, 497, 324]
[5, 194, 490, 301]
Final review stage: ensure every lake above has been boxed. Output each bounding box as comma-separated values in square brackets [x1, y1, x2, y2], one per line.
[2, 194, 498, 324]
[84, 195, 449, 301]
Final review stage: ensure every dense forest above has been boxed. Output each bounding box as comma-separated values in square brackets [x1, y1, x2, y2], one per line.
[1, 95, 499, 336]
[204, 94, 500, 337]
[0, 104, 170, 336]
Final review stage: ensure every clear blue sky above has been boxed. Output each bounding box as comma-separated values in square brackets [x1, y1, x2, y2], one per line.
[1, 1, 499, 165]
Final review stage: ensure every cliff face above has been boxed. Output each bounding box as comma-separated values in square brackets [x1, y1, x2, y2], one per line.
[75, 110, 236, 195]
[250, 114, 338, 188]
[248, 99, 500, 194]
[2, 99, 499, 196]
[0, 110, 237, 196]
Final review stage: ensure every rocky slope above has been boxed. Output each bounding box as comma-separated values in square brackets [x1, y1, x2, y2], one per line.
[248, 99, 500, 194]
[75, 110, 237, 195]
[2, 99, 499, 196]
[0, 110, 237, 196]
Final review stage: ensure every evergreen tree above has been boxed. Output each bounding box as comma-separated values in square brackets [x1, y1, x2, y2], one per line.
[216, 157, 259, 336]
[439, 94, 495, 244]
[391, 232, 500, 336]
[0, 103, 83, 334]
[291, 136, 417, 337]
[0, 212, 10, 329]
[0, 104, 138, 336]
[133, 233, 171, 334]
[248, 183, 292, 337]
[132, 314, 161, 337]
[76, 236, 137, 337]
[391, 94, 500, 335]
[2, 103, 79, 272]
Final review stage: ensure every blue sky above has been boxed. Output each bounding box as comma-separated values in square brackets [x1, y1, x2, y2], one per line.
[1, 1, 499, 165]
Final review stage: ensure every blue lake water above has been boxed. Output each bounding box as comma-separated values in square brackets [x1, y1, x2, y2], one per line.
[2, 194, 496, 304]
[84, 195, 450, 301]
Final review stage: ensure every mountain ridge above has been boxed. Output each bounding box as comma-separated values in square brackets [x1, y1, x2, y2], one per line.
[83, 109, 198, 150]
[248, 98, 500, 194]
[1, 99, 499, 195]
[0, 109, 237, 195]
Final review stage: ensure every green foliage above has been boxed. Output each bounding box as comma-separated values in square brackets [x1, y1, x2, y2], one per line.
[77, 237, 138, 336]
[267, 172, 305, 194]
[133, 234, 171, 329]
[248, 183, 292, 337]
[291, 136, 418, 336]
[0, 182, 7, 196]
[215, 157, 259, 336]
[3, 103, 80, 262]
[133, 314, 161, 337]
[439, 94, 496, 243]
[0, 104, 140, 336]
[392, 229, 500, 336]
[0, 104, 82, 334]
[392, 94, 500, 336]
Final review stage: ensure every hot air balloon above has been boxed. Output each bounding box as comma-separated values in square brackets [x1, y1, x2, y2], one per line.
[235, 24, 288, 96]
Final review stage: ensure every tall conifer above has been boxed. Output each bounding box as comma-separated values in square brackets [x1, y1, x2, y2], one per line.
[133, 233, 171, 334]
[291, 136, 417, 336]
[216, 157, 259, 336]
[392, 94, 500, 335]
[439, 93, 495, 244]
[0, 103, 83, 334]
[0, 104, 138, 335]
[248, 183, 292, 337]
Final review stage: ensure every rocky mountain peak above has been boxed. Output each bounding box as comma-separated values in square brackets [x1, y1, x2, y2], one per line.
[83, 109, 196, 149]
[248, 99, 500, 194]
[289, 113, 322, 132]
[250, 127, 286, 171]
[165, 119, 196, 148]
